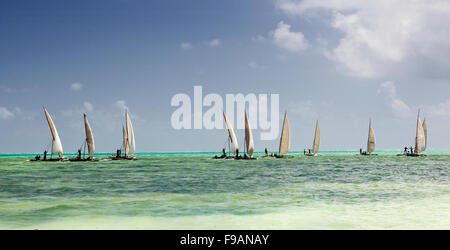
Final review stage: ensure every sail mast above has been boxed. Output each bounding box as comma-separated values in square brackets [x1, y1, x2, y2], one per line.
[279, 112, 290, 155]
[312, 120, 320, 156]
[223, 111, 238, 155]
[84, 114, 95, 159]
[43, 108, 63, 158]
[244, 111, 254, 157]
[367, 119, 375, 154]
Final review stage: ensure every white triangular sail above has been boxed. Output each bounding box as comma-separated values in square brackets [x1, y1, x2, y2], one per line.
[125, 110, 136, 158]
[422, 118, 427, 151]
[279, 112, 290, 155]
[43, 108, 63, 158]
[84, 114, 95, 159]
[367, 120, 375, 154]
[312, 120, 320, 155]
[244, 111, 254, 157]
[223, 111, 239, 154]
[414, 110, 425, 154]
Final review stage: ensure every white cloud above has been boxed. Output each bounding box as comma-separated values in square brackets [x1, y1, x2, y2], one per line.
[378, 81, 411, 118]
[427, 100, 450, 120]
[252, 35, 266, 43]
[276, 0, 450, 78]
[180, 42, 192, 49]
[70, 82, 83, 91]
[289, 100, 318, 119]
[83, 101, 93, 112]
[272, 21, 308, 52]
[248, 61, 258, 69]
[0, 107, 14, 120]
[115, 100, 128, 111]
[207, 39, 220, 47]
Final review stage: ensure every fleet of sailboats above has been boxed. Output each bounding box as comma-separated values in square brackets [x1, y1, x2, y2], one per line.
[30, 106, 432, 161]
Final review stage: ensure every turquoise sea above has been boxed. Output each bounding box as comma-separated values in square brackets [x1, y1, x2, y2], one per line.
[0, 151, 449, 229]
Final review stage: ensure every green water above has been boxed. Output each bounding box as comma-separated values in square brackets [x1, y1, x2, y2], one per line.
[0, 152, 449, 229]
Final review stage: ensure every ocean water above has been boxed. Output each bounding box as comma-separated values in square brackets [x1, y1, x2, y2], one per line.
[0, 152, 449, 229]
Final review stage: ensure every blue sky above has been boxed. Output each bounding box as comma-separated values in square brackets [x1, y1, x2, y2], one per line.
[2, 0, 450, 153]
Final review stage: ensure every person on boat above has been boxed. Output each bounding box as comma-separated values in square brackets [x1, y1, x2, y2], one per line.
[304, 149, 306, 155]
[116, 149, 121, 158]
[265, 148, 268, 156]
[243, 153, 248, 159]
[43, 150, 47, 160]
[35, 155, 41, 161]
[235, 149, 241, 159]
[308, 149, 311, 154]
[404, 146, 408, 154]
[410, 147, 413, 154]
[274, 153, 278, 158]
[360, 148, 363, 155]
[222, 148, 226, 158]
[76, 149, 81, 160]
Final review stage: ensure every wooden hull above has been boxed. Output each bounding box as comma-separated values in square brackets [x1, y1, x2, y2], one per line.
[397, 153, 426, 157]
[111, 157, 137, 160]
[68, 158, 99, 162]
[29, 158, 68, 162]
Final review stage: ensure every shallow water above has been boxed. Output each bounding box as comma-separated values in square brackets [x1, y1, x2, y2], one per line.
[0, 152, 449, 229]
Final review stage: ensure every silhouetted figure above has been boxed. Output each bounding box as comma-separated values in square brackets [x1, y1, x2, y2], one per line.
[304, 149, 306, 155]
[35, 155, 40, 160]
[265, 148, 268, 156]
[404, 146, 408, 153]
[43, 150, 47, 160]
[77, 149, 82, 159]
[222, 148, 226, 157]
[235, 149, 239, 159]
[410, 147, 413, 154]
[360, 148, 363, 155]
[243, 154, 248, 159]
[116, 149, 120, 158]
[308, 149, 311, 154]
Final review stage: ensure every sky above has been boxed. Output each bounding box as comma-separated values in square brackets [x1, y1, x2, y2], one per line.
[2, 0, 450, 153]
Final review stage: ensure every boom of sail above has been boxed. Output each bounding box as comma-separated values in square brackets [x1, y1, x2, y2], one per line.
[312, 120, 320, 156]
[367, 120, 375, 154]
[414, 111, 425, 154]
[223, 111, 239, 154]
[84, 114, 95, 159]
[279, 112, 290, 155]
[43, 108, 63, 158]
[125, 110, 136, 158]
[244, 111, 254, 157]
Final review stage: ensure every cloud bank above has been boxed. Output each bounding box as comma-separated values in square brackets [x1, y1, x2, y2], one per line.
[276, 0, 450, 78]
